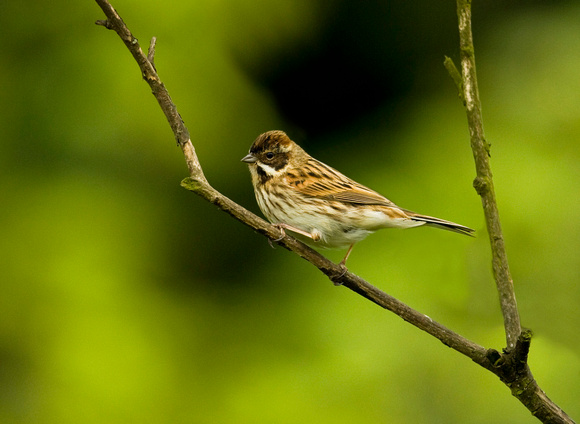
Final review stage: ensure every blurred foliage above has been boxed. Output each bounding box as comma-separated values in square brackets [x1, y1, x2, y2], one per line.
[0, 0, 578, 423]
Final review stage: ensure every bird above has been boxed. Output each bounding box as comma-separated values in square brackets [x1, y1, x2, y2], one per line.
[241, 130, 474, 267]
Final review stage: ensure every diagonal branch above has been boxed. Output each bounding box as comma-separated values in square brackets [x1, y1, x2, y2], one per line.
[182, 178, 491, 366]
[96, 0, 204, 182]
[94, 0, 488, 366]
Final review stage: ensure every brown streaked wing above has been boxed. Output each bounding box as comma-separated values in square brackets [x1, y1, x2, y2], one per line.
[286, 157, 397, 207]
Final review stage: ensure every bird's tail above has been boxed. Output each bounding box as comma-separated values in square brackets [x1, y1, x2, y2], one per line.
[408, 212, 475, 237]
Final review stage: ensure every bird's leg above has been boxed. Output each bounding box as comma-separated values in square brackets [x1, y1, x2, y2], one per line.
[269, 225, 286, 244]
[339, 243, 355, 267]
[271, 223, 321, 242]
[333, 243, 354, 285]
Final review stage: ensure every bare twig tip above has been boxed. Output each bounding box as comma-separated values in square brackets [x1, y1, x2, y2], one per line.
[147, 37, 157, 71]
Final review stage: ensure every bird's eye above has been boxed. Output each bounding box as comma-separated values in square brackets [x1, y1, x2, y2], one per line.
[265, 152, 274, 160]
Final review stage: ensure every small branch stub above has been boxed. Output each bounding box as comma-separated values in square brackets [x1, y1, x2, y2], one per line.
[95, 19, 114, 29]
[472, 176, 489, 196]
[443, 56, 464, 102]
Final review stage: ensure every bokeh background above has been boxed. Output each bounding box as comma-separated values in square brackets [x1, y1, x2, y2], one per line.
[1, 0, 579, 422]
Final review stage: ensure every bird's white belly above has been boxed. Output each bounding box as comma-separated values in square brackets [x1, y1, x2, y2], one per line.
[255, 191, 423, 249]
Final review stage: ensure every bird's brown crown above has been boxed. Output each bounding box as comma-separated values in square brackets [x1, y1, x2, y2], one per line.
[250, 130, 294, 155]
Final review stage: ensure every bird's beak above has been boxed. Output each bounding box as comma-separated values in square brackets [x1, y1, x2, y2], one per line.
[241, 153, 257, 163]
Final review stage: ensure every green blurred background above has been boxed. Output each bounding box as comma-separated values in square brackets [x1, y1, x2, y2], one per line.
[1, 0, 579, 422]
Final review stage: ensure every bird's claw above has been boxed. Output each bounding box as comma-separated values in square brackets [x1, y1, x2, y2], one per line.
[268, 225, 286, 248]
[333, 263, 348, 286]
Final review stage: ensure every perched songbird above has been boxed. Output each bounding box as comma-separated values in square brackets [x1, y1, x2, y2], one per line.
[242, 130, 474, 266]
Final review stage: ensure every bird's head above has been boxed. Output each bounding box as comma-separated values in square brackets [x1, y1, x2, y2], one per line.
[241, 130, 304, 180]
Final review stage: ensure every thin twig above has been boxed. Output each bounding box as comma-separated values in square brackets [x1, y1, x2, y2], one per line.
[447, 1, 574, 422]
[455, 0, 521, 351]
[147, 36, 157, 71]
[94, 0, 205, 182]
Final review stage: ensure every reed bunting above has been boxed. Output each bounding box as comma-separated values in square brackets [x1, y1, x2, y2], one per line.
[242, 130, 474, 266]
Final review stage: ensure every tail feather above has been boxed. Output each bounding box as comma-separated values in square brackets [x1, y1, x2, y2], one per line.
[409, 213, 475, 237]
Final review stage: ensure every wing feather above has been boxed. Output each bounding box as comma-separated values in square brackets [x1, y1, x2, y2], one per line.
[285, 158, 397, 207]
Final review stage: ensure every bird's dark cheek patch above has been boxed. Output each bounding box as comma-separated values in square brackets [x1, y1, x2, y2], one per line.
[269, 152, 289, 170]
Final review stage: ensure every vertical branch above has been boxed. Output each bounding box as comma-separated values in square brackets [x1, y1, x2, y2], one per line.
[455, 0, 521, 350]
